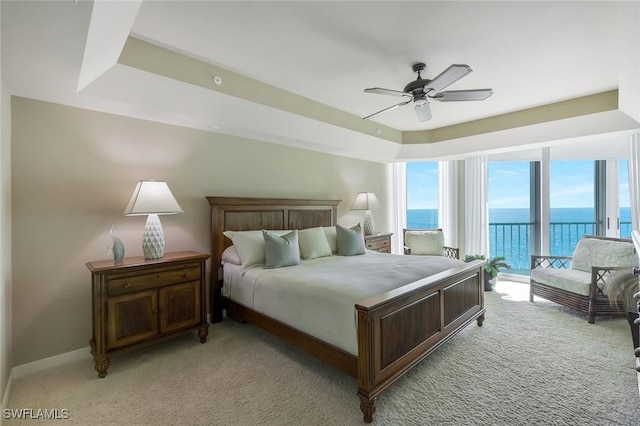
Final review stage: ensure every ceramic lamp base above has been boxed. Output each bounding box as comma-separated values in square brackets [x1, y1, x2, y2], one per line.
[142, 214, 165, 259]
[363, 210, 375, 236]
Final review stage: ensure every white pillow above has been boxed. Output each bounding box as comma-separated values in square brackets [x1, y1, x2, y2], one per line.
[405, 230, 445, 256]
[322, 226, 338, 253]
[298, 227, 332, 260]
[223, 230, 290, 271]
[221, 245, 241, 265]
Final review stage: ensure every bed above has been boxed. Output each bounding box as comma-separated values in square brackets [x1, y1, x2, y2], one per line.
[207, 196, 486, 423]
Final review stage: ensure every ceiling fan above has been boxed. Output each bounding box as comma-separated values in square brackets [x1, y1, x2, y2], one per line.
[363, 62, 493, 122]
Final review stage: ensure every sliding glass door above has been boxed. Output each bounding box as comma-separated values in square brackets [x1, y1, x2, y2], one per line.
[406, 162, 439, 229]
[549, 160, 597, 256]
[488, 161, 533, 274]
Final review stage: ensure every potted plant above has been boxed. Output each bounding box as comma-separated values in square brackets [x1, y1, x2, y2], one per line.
[464, 255, 511, 291]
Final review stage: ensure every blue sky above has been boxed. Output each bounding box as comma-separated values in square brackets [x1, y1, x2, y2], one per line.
[407, 161, 630, 210]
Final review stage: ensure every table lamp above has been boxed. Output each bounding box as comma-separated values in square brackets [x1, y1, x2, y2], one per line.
[351, 192, 380, 236]
[124, 180, 183, 259]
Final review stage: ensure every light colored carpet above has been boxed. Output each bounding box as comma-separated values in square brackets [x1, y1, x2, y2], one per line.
[6, 282, 640, 425]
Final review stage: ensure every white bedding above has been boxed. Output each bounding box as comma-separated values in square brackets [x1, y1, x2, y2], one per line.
[223, 251, 466, 355]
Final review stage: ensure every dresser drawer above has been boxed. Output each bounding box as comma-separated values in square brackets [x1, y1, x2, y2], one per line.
[366, 238, 389, 251]
[107, 264, 201, 295]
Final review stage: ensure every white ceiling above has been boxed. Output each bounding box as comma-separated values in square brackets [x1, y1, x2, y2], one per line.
[2, 1, 638, 162]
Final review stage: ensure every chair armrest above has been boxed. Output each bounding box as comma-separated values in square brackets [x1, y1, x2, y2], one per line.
[530, 254, 572, 270]
[444, 246, 459, 259]
[404, 245, 458, 259]
[590, 265, 635, 289]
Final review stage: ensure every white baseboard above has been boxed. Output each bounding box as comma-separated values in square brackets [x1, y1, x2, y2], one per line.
[9, 317, 215, 383]
[11, 347, 91, 380]
[499, 272, 529, 284]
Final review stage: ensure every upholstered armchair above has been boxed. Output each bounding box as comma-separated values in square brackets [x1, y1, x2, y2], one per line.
[403, 228, 460, 259]
[530, 235, 638, 323]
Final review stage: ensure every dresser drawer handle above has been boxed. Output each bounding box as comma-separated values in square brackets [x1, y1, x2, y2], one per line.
[183, 273, 190, 278]
[123, 283, 131, 289]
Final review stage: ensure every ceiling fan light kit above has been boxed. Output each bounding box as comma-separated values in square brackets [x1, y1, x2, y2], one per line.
[363, 62, 493, 122]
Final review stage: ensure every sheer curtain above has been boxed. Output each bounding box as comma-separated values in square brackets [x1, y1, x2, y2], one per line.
[390, 162, 407, 254]
[464, 156, 489, 256]
[628, 133, 640, 232]
[438, 160, 459, 248]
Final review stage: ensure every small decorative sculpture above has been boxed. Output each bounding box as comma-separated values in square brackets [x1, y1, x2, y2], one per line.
[110, 225, 125, 263]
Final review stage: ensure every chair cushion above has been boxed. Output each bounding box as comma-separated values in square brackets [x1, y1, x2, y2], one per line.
[530, 268, 593, 297]
[405, 230, 445, 256]
[571, 238, 637, 272]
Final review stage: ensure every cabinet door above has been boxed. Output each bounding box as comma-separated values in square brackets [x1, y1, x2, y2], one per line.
[107, 289, 158, 350]
[159, 281, 201, 334]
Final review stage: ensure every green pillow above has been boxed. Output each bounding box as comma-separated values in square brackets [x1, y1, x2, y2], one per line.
[336, 224, 365, 256]
[263, 230, 300, 268]
[298, 227, 332, 259]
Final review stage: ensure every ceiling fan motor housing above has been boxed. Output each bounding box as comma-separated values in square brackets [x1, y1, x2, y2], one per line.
[404, 62, 430, 94]
[403, 78, 431, 94]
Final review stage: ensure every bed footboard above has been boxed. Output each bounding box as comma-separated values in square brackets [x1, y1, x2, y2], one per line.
[355, 261, 485, 423]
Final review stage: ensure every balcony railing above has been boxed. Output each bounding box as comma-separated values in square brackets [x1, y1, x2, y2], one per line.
[489, 220, 632, 274]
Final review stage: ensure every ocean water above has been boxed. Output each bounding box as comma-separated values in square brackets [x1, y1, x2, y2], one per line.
[407, 207, 632, 271]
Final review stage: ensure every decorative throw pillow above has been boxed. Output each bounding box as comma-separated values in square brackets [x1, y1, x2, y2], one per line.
[263, 230, 300, 268]
[336, 223, 366, 256]
[298, 227, 333, 260]
[223, 229, 290, 271]
[405, 230, 445, 256]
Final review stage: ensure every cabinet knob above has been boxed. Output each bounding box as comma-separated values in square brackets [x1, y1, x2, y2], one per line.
[123, 283, 131, 289]
[183, 273, 190, 278]
[152, 309, 158, 315]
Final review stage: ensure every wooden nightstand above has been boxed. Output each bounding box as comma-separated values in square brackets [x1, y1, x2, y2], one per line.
[364, 232, 393, 253]
[86, 251, 209, 377]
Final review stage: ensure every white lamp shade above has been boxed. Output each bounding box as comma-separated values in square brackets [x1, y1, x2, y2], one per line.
[124, 180, 183, 216]
[351, 192, 380, 210]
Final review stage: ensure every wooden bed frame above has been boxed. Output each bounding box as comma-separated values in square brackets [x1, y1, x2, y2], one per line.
[207, 196, 486, 423]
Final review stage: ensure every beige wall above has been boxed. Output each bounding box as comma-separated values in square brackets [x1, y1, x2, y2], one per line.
[1, 0, 13, 404]
[10, 97, 389, 366]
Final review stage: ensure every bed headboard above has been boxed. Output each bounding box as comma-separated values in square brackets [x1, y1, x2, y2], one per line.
[206, 196, 341, 285]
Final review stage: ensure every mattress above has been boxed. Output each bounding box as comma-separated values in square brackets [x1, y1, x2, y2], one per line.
[223, 251, 465, 355]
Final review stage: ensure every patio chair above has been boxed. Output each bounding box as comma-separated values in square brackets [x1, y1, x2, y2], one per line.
[403, 228, 459, 259]
[529, 235, 637, 323]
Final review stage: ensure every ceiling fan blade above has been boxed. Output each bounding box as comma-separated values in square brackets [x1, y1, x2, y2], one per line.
[364, 87, 412, 98]
[414, 102, 432, 122]
[430, 89, 493, 102]
[424, 64, 472, 93]
[363, 99, 412, 120]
